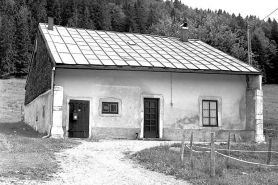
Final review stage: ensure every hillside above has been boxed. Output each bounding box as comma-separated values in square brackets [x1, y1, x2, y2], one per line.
[263, 84, 278, 121]
[1, 0, 278, 83]
[0, 78, 26, 123]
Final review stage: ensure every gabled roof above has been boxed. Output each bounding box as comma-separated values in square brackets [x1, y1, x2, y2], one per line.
[38, 23, 260, 74]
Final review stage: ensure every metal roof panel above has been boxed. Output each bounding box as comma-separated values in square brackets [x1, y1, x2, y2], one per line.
[39, 23, 260, 74]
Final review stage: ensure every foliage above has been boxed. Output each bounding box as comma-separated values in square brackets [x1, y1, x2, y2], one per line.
[0, 0, 278, 83]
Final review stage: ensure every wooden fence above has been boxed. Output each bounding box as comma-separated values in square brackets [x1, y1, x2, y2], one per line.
[180, 132, 278, 177]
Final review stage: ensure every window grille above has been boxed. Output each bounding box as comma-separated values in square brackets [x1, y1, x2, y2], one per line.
[102, 102, 118, 114]
[202, 100, 218, 127]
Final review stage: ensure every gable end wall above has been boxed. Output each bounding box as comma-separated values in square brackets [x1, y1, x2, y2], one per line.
[24, 32, 53, 105]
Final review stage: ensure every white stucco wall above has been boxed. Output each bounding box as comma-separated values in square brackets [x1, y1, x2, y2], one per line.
[54, 68, 248, 140]
[24, 90, 52, 134]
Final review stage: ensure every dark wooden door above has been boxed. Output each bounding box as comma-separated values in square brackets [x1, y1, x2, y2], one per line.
[144, 99, 159, 138]
[69, 100, 89, 138]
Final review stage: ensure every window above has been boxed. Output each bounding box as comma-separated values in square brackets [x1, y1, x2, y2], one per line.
[202, 100, 218, 127]
[42, 106, 45, 118]
[99, 98, 122, 117]
[102, 102, 118, 114]
[127, 41, 137, 45]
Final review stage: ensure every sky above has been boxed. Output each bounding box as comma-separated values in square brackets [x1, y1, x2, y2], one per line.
[180, 0, 278, 21]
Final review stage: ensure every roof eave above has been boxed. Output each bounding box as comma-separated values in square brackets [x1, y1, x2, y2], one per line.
[55, 64, 261, 75]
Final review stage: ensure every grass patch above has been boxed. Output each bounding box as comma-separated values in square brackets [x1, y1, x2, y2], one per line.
[131, 141, 278, 185]
[263, 84, 278, 121]
[263, 84, 278, 138]
[0, 121, 80, 181]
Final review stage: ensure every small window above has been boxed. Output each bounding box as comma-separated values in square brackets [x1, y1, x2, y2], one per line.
[42, 106, 45, 118]
[102, 102, 118, 114]
[127, 41, 136, 45]
[202, 100, 218, 127]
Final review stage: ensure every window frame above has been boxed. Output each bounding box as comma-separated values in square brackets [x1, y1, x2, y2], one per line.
[202, 100, 218, 127]
[99, 98, 122, 117]
[198, 96, 222, 128]
[102, 102, 119, 114]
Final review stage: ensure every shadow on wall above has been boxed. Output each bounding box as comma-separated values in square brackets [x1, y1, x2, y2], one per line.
[172, 115, 200, 129]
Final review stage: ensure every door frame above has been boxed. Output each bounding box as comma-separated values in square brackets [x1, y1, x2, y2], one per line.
[66, 97, 93, 138]
[140, 94, 164, 139]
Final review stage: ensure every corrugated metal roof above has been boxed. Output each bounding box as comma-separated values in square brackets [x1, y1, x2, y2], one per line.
[39, 23, 260, 74]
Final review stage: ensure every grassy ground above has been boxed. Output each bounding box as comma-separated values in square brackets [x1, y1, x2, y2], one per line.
[263, 84, 278, 121]
[263, 84, 278, 136]
[131, 84, 278, 185]
[131, 141, 278, 185]
[0, 78, 26, 122]
[0, 121, 80, 181]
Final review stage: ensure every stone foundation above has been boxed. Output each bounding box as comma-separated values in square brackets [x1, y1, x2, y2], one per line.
[89, 127, 255, 142]
[163, 128, 255, 142]
[91, 127, 141, 139]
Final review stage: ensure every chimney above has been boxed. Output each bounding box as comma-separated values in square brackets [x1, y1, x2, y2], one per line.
[48, 17, 54, 30]
[180, 22, 188, 42]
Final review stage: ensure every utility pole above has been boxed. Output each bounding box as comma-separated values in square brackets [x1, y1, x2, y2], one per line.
[246, 8, 278, 66]
[247, 23, 252, 66]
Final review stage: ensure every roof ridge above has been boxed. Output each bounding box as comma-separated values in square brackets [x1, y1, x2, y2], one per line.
[39, 23, 201, 41]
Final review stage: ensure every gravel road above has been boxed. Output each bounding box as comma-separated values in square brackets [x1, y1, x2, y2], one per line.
[51, 140, 190, 185]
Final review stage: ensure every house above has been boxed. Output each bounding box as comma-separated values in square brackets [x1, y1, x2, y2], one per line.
[24, 18, 264, 142]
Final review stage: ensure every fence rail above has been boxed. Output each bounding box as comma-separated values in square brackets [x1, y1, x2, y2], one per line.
[192, 145, 278, 154]
[180, 132, 278, 177]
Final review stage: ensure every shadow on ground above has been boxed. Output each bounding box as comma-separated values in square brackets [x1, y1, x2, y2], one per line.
[0, 121, 44, 138]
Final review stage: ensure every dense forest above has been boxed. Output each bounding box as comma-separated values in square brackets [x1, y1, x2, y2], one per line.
[0, 0, 278, 83]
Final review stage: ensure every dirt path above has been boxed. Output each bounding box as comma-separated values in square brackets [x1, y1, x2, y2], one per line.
[49, 140, 190, 185]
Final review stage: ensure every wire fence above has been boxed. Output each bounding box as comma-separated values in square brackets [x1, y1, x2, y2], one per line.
[180, 132, 278, 177]
[192, 145, 278, 154]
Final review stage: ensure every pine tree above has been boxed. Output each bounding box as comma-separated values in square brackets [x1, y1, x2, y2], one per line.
[0, 1, 16, 75]
[173, 0, 181, 10]
[14, 6, 32, 74]
[271, 19, 278, 45]
[109, 3, 125, 32]
[134, 0, 148, 33]
[100, 2, 112, 30]
[170, 8, 176, 23]
[89, 0, 111, 30]
[0, 15, 16, 75]
[61, 0, 74, 26]
[68, 7, 79, 27]
[147, 3, 157, 28]
[52, 0, 62, 25]
[123, 1, 139, 33]
[28, 0, 47, 41]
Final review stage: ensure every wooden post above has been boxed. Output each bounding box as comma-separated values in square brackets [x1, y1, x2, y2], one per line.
[267, 138, 272, 165]
[190, 132, 194, 169]
[180, 132, 186, 164]
[210, 132, 215, 177]
[226, 132, 231, 167]
[247, 23, 252, 66]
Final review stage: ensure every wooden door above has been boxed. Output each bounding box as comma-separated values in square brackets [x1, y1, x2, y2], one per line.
[69, 100, 89, 138]
[144, 99, 159, 138]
